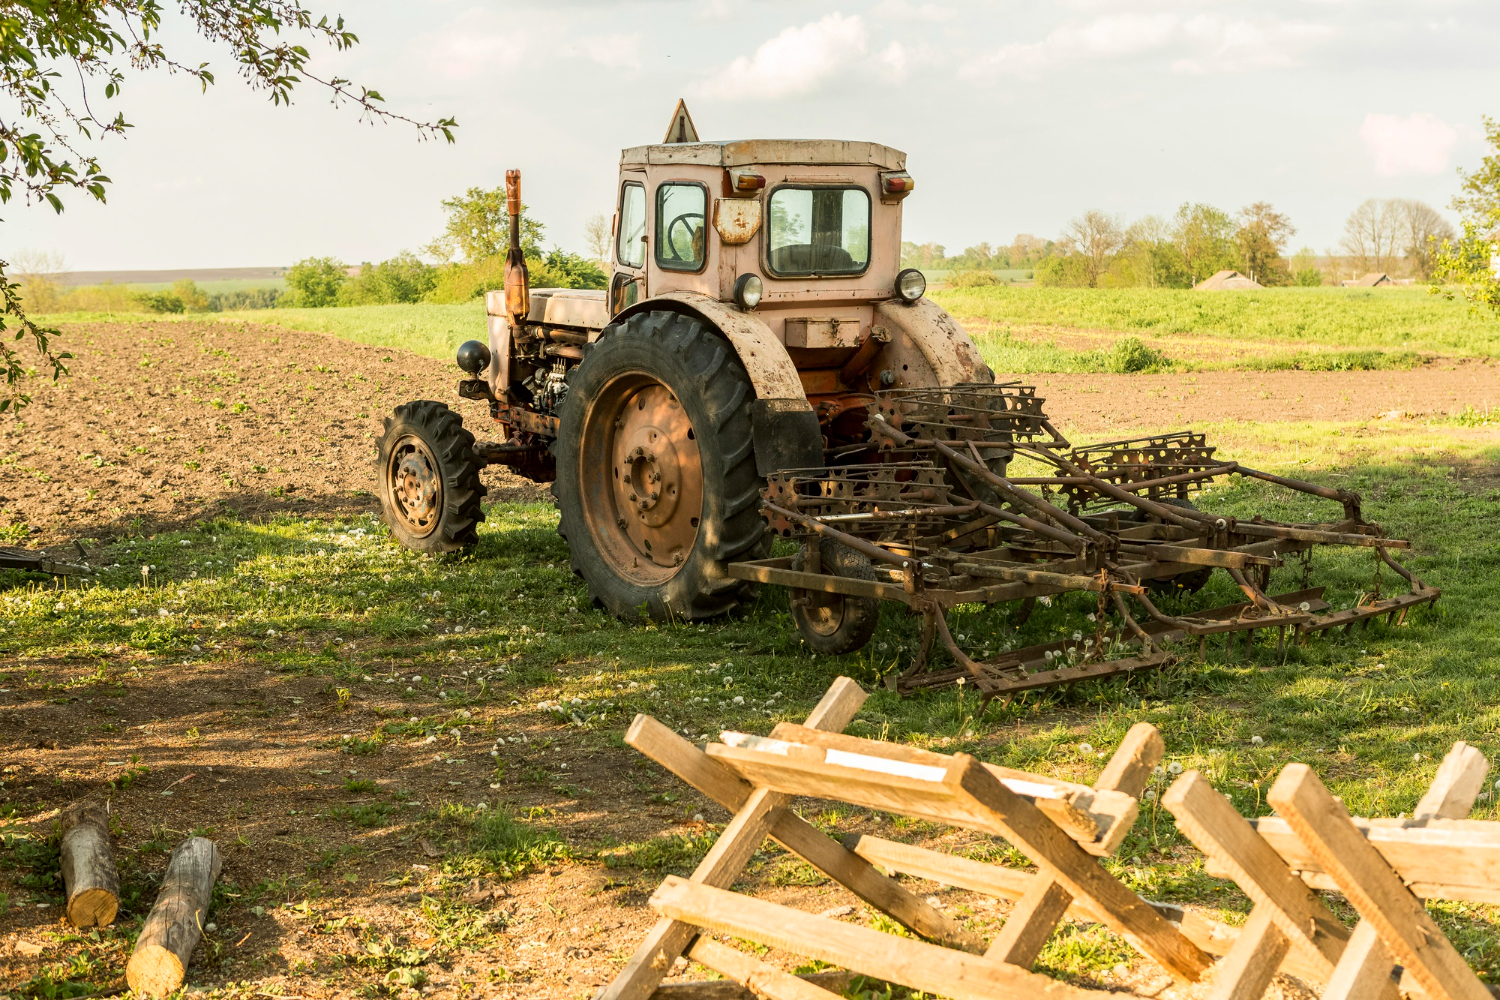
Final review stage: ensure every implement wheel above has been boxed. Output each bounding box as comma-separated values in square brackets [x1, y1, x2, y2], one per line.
[376, 400, 486, 553]
[1145, 497, 1212, 595]
[790, 539, 880, 655]
[552, 311, 767, 619]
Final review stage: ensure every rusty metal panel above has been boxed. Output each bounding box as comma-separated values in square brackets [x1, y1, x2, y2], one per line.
[714, 198, 761, 245]
[784, 317, 862, 350]
[874, 298, 993, 387]
[528, 288, 609, 330]
[623, 140, 906, 170]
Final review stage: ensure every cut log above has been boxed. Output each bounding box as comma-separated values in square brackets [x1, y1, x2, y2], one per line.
[59, 796, 120, 928]
[126, 837, 222, 997]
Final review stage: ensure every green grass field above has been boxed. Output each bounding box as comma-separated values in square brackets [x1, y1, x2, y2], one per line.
[10, 289, 1500, 989]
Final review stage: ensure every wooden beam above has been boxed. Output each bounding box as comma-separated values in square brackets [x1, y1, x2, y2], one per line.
[649, 876, 1098, 1000]
[126, 837, 221, 997]
[598, 678, 867, 1000]
[1414, 741, 1488, 822]
[627, 714, 982, 953]
[1207, 905, 1288, 1000]
[59, 796, 120, 929]
[1160, 770, 1352, 981]
[1266, 763, 1491, 1000]
[649, 971, 852, 1000]
[950, 755, 1212, 983]
[1322, 922, 1398, 1000]
[684, 937, 846, 1000]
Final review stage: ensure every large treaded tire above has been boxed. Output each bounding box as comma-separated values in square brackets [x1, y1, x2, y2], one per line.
[552, 311, 767, 620]
[376, 400, 486, 553]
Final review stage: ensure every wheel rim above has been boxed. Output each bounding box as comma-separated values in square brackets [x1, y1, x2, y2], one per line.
[579, 372, 704, 585]
[386, 434, 443, 538]
[798, 594, 848, 637]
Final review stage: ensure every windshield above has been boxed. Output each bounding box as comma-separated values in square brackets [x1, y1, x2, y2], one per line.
[767, 186, 871, 276]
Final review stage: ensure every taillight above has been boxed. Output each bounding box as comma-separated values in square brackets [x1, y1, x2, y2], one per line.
[880, 171, 915, 201]
[723, 168, 766, 197]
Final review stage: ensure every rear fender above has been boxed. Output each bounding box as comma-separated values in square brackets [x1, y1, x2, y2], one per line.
[614, 291, 821, 474]
[873, 297, 994, 387]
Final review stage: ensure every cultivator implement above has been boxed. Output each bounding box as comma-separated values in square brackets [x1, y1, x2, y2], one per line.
[729, 382, 1439, 700]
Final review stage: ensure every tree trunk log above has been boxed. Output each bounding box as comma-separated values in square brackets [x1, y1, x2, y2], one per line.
[59, 796, 120, 928]
[126, 837, 222, 997]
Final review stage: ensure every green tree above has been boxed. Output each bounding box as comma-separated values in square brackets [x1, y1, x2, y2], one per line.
[340, 252, 437, 305]
[0, 2, 456, 413]
[1290, 247, 1323, 286]
[285, 257, 348, 307]
[426, 187, 545, 264]
[1171, 203, 1240, 284]
[1452, 116, 1500, 232]
[1435, 117, 1500, 317]
[1235, 202, 1294, 286]
[172, 279, 210, 312]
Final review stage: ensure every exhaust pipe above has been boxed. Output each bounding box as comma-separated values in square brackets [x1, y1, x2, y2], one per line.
[504, 169, 530, 326]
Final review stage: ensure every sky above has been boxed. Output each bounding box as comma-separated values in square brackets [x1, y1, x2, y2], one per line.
[6, 0, 1498, 271]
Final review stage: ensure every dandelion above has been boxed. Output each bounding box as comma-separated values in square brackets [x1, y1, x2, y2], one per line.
[1166, 762, 1183, 775]
[1152, 765, 1164, 776]
[1072, 631, 1083, 642]
[1413, 753, 1423, 762]
[1299, 602, 1311, 612]
[1078, 743, 1094, 754]
[1250, 735, 1264, 746]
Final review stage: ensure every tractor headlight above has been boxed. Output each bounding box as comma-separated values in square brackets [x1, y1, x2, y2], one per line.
[456, 339, 492, 375]
[895, 268, 926, 304]
[733, 273, 763, 311]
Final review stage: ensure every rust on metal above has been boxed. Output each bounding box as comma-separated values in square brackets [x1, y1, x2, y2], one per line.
[713, 197, 761, 244]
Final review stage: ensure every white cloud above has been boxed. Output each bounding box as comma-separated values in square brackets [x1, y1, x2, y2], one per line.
[413, 9, 642, 80]
[1360, 112, 1462, 177]
[698, 13, 869, 100]
[962, 11, 1333, 79]
[563, 33, 643, 71]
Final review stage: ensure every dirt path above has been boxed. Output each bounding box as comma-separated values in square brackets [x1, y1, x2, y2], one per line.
[1016, 360, 1497, 436]
[0, 321, 544, 546]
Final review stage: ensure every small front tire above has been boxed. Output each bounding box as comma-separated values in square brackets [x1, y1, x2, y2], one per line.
[376, 400, 487, 553]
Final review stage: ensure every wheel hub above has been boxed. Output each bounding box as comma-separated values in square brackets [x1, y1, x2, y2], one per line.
[388, 437, 442, 537]
[580, 375, 704, 585]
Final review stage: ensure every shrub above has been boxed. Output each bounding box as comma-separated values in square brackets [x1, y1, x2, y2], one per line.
[285, 256, 347, 307]
[1102, 336, 1171, 373]
[171, 279, 210, 311]
[208, 288, 283, 311]
[1295, 268, 1323, 287]
[947, 269, 1003, 289]
[136, 290, 185, 313]
[340, 252, 438, 305]
[426, 250, 606, 303]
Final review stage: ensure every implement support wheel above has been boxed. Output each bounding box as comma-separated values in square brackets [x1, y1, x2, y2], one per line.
[790, 539, 881, 655]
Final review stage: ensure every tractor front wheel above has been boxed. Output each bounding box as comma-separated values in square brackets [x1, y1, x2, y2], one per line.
[376, 400, 487, 553]
[552, 311, 767, 620]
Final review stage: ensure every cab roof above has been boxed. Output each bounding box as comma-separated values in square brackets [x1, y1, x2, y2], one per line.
[620, 139, 906, 171]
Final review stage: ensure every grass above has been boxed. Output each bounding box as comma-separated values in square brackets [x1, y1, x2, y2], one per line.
[934, 285, 1500, 358]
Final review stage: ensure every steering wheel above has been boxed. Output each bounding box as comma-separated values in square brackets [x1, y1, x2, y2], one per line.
[665, 212, 705, 262]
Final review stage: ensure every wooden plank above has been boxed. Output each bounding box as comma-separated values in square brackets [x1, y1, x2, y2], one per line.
[1266, 763, 1492, 1000]
[985, 723, 1161, 968]
[1160, 770, 1352, 980]
[985, 876, 1073, 968]
[1221, 816, 1500, 904]
[684, 937, 846, 1000]
[843, 833, 1331, 986]
[598, 678, 868, 1000]
[763, 724, 1117, 848]
[1207, 905, 1288, 1000]
[1322, 921, 1397, 1000]
[650, 971, 852, 1000]
[628, 713, 981, 952]
[649, 876, 1101, 1000]
[1094, 723, 1164, 800]
[950, 755, 1213, 983]
[1414, 742, 1488, 822]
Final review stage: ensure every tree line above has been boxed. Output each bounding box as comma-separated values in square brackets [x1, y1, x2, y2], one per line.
[904, 198, 1456, 289]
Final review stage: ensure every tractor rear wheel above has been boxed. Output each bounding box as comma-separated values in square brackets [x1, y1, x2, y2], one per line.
[376, 400, 486, 553]
[552, 311, 767, 619]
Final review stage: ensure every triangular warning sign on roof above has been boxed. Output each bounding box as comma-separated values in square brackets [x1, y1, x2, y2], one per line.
[663, 99, 699, 144]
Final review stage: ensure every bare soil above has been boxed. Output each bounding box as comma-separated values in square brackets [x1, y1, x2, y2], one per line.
[3, 319, 1486, 1000]
[0, 321, 544, 547]
[1017, 360, 1498, 436]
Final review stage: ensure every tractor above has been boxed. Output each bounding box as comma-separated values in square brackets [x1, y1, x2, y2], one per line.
[377, 101, 993, 621]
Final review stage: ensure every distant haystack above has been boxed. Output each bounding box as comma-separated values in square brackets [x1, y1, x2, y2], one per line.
[1343, 272, 1394, 287]
[1194, 269, 1263, 291]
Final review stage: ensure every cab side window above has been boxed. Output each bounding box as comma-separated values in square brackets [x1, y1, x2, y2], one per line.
[617, 182, 646, 269]
[655, 182, 708, 272]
